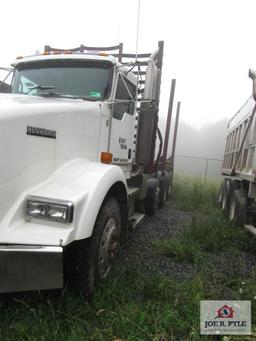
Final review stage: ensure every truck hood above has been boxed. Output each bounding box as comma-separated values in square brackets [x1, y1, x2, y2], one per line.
[0, 93, 93, 112]
[0, 93, 102, 225]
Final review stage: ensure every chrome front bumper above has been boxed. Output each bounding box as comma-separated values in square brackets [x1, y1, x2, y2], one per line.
[0, 245, 63, 293]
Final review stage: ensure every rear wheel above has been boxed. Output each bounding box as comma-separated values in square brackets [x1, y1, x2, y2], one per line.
[229, 189, 248, 225]
[158, 186, 167, 208]
[218, 181, 224, 207]
[222, 179, 240, 213]
[144, 178, 160, 215]
[158, 173, 169, 208]
[75, 197, 121, 298]
[166, 172, 173, 200]
[222, 179, 231, 212]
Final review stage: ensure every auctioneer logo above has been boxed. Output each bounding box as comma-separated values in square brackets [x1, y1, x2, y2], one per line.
[215, 304, 234, 319]
[200, 301, 251, 335]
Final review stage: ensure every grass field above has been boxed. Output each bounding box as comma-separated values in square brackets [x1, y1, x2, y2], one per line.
[1, 176, 256, 341]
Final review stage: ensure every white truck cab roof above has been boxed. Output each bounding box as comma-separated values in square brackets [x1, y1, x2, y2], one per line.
[12, 53, 118, 67]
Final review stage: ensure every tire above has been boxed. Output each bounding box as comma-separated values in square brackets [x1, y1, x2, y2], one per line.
[166, 172, 173, 200]
[218, 181, 224, 207]
[74, 197, 121, 298]
[144, 178, 160, 215]
[158, 186, 167, 208]
[229, 189, 248, 225]
[222, 179, 239, 213]
[158, 173, 169, 208]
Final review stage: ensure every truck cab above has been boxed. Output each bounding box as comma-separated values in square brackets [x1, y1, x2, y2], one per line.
[0, 42, 176, 296]
[11, 53, 138, 177]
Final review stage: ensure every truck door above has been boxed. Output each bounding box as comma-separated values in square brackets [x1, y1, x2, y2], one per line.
[109, 74, 137, 168]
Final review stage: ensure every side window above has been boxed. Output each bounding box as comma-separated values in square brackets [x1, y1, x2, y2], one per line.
[113, 75, 136, 120]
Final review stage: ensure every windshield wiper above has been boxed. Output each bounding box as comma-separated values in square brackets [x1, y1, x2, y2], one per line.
[38, 91, 84, 100]
[26, 85, 54, 94]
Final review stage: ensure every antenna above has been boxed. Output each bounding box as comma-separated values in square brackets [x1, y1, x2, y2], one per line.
[135, 0, 141, 60]
[116, 24, 120, 45]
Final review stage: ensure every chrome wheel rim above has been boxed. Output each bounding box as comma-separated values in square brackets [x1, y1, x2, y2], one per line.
[98, 218, 120, 278]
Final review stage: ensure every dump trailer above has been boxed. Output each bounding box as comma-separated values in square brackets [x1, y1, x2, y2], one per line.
[0, 42, 180, 296]
[220, 69, 256, 232]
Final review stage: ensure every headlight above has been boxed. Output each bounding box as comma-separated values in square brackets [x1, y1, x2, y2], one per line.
[26, 202, 46, 218]
[26, 197, 74, 224]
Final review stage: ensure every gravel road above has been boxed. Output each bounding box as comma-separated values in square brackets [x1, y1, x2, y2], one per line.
[120, 204, 256, 287]
[120, 205, 196, 280]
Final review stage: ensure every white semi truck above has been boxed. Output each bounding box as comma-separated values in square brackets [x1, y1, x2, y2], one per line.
[0, 42, 180, 296]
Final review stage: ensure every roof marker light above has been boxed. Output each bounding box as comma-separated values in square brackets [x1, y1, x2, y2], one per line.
[99, 52, 109, 57]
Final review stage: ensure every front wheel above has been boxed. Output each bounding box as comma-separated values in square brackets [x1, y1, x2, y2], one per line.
[75, 197, 121, 297]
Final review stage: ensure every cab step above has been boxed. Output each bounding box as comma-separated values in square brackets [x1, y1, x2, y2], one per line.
[129, 212, 145, 228]
[244, 224, 256, 237]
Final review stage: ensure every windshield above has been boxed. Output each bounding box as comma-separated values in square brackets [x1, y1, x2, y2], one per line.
[12, 60, 113, 100]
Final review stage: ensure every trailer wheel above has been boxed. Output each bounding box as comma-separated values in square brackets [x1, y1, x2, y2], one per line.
[218, 181, 224, 207]
[144, 178, 160, 215]
[75, 197, 121, 298]
[229, 189, 248, 225]
[222, 179, 239, 212]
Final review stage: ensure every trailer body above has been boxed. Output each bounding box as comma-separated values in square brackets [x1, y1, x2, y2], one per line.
[222, 97, 256, 180]
[220, 93, 256, 228]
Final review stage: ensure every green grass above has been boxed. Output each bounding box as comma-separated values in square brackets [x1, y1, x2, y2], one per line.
[153, 213, 256, 266]
[0, 268, 205, 341]
[185, 214, 256, 253]
[171, 174, 220, 214]
[156, 174, 255, 263]
[153, 238, 202, 264]
[153, 175, 256, 338]
[1, 175, 256, 340]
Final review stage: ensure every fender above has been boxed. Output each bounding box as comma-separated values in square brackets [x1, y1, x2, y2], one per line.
[0, 159, 127, 246]
[58, 159, 128, 244]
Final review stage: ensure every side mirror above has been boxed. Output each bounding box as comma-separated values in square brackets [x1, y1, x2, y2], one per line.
[143, 65, 160, 102]
[249, 68, 256, 101]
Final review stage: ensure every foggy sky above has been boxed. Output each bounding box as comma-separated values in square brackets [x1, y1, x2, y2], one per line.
[1, 0, 256, 128]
